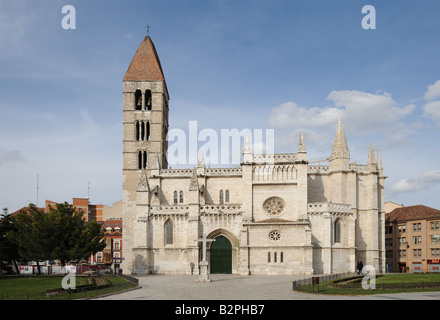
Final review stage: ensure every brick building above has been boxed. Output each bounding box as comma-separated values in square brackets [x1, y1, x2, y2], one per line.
[385, 205, 440, 273]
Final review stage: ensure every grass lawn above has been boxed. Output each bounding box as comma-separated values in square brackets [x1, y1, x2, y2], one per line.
[0, 275, 136, 300]
[295, 273, 440, 295]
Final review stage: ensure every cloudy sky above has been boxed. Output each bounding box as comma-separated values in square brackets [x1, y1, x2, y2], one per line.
[1, 0, 440, 213]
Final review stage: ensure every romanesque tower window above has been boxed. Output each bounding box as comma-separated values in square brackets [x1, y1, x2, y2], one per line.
[146, 121, 150, 141]
[138, 151, 147, 169]
[145, 90, 152, 110]
[164, 219, 173, 245]
[136, 122, 140, 140]
[140, 121, 145, 140]
[334, 218, 341, 243]
[135, 90, 142, 110]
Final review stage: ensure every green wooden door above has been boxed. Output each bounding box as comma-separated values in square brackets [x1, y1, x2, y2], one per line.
[210, 236, 232, 274]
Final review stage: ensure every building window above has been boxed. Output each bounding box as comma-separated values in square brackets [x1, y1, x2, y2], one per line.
[399, 250, 406, 258]
[136, 122, 140, 140]
[225, 190, 230, 203]
[173, 191, 178, 204]
[414, 236, 422, 245]
[114, 240, 120, 250]
[334, 219, 341, 243]
[413, 249, 422, 257]
[431, 221, 439, 230]
[219, 190, 224, 204]
[135, 90, 142, 110]
[274, 252, 277, 263]
[138, 151, 147, 169]
[146, 121, 150, 141]
[431, 248, 440, 257]
[432, 235, 440, 244]
[398, 224, 406, 233]
[145, 90, 152, 110]
[413, 223, 421, 232]
[280, 252, 284, 263]
[165, 219, 173, 245]
[399, 237, 407, 245]
[179, 191, 184, 203]
[268, 252, 271, 263]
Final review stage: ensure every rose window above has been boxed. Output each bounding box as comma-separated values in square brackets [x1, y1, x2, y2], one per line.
[263, 197, 285, 216]
[269, 230, 281, 242]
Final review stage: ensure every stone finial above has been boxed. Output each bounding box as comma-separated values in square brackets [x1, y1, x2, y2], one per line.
[189, 169, 199, 191]
[367, 146, 376, 165]
[298, 133, 306, 153]
[243, 134, 251, 154]
[331, 117, 350, 160]
[198, 150, 205, 168]
[137, 170, 149, 192]
[377, 148, 383, 171]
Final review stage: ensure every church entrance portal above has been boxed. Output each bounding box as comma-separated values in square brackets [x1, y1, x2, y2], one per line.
[210, 236, 232, 274]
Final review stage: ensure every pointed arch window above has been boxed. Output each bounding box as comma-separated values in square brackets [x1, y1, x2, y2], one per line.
[146, 122, 150, 141]
[219, 190, 224, 204]
[138, 151, 147, 169]
[334, 218, 341, 243]
[173, 191, 178, 204]
[164, 219, 173, 245]
[136, 122, 140, 141]
[179, 190, 184, 203]
[225, 190, 230, 203]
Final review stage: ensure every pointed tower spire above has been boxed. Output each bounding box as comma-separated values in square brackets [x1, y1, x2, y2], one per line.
[367, 146, 376, 164]
[330, 117, 350, 170]
[331, 117, 350, 160]
[124, 36, 166, 81]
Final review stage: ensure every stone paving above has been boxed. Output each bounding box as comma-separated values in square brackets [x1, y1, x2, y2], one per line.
[96, 274, 440, 300]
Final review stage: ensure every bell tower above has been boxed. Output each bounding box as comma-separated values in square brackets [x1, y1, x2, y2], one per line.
[122, 35, 169, 274]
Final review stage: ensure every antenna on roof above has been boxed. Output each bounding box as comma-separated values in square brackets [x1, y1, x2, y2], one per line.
[87, 181, 91, 203]
[36, 174, 39, 206]
[146, 24, 151, 36]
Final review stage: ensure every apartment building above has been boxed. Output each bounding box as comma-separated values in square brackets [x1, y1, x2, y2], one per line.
[385, 204, 440, 273]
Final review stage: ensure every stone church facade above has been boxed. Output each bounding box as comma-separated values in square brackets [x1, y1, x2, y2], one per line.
[121, 36, 386, 276]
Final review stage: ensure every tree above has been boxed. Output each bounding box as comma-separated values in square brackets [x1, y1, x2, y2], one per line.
[8, 202, 106, 272]
[0, 208, 20, 275]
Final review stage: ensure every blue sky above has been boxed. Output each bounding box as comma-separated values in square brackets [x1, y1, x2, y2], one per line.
[1, 0, 440, 212]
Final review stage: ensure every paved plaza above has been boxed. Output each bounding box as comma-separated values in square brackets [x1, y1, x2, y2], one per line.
[96, 274, 440, 300]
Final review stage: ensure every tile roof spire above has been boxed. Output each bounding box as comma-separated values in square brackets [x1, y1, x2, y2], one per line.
[123, 36, 165, 81]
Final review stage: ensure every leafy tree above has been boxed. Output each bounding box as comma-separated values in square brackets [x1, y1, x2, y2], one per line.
[8, 202, 106, 272]
[0, 208, 20, 275]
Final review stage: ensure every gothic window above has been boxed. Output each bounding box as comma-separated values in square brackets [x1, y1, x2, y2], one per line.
[267, 252, 271, 263]
[280, 252, 284, 263]
[269, 230, 281, 242]
[135, 90, 142, 110]
[164, 219, 173, 245]
[225, 190, 230, 203]
[219, 190, 224, 204]
[145, 90, 152, 110]
[334, 218, 341, 243]
[179, 190, 184, 203]
[173, 191, 178, 204]
[274, 252, 277, 263]
[136, 122, 140, 140]
[143, 151, 147, 169]
[263, 197, 285, 216]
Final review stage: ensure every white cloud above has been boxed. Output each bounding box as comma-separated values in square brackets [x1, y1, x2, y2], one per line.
[390, 170, 440, 194]
[424, 80, 440, 101]
[268, 90, 415, 136]
[423, 100, 440, 126]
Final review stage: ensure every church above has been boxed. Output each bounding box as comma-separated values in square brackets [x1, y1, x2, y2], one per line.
[121, 36, 386, 276]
